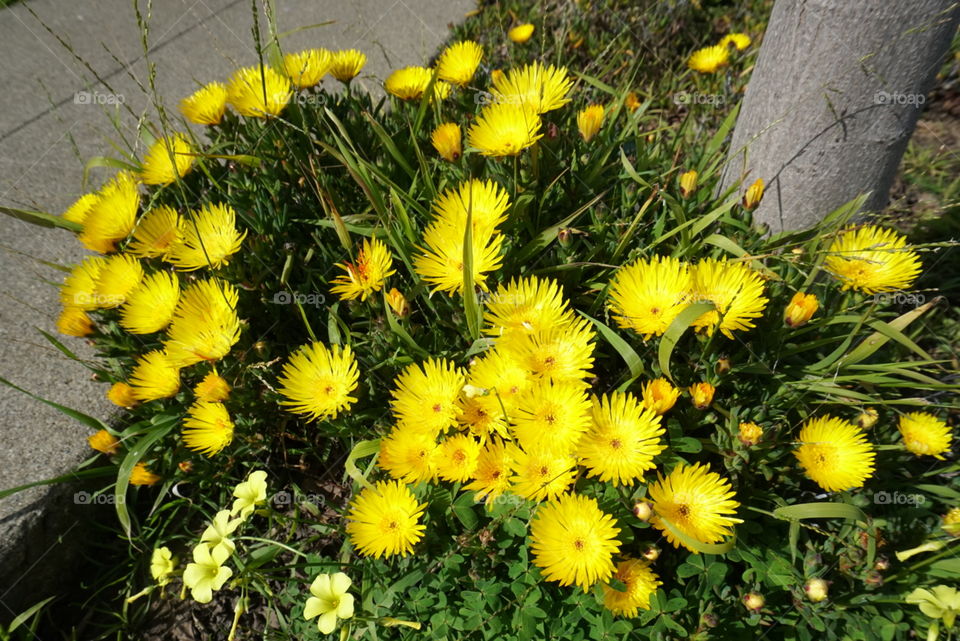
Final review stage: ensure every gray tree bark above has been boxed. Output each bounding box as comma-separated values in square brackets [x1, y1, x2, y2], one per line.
[719, 0, 959, 234]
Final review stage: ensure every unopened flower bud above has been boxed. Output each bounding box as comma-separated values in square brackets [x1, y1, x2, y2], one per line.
[689, 382, 715, 410]
[943, 507, 960, 537]
[178, 460, 193, 473]
[633, 501, 653, 522]
[715, 357, 731, 375]
[857, 408, 879, 430]
[743, 178, 764, 210]
[701, 613, 718, 627]
[873, 557, 890, 571]
[738, 421, 763, 446]
[558, 228, 574, 248]
[625, 91, 641, 113]
[679, 169, 698, 198]
[743, 592, 765, 611]
[804, 578, 829, 602]
[385, 288, 411, 319]
[784, 292, 819, 328]
[640, 545, 660, 562]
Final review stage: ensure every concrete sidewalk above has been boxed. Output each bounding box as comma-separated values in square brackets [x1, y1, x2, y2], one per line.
[0, 0, 472, 617]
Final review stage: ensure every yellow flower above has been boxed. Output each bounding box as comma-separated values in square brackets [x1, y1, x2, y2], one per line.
[88, 429, 120, 455]
[183, 543, 232, 603]
[390, 358, 464, 435]
[602, 559, 661, 617]
[742, 178, 764, 210]
[641, 378, 680, 415]
[129, 462, 162, 486]
[62, 193, 99, 225]
[738, 421, 763, 446]
[57, 307, 94, 337]
[120, 271, 180, 334]
[464, 438, 514, 506]
[498, 318, 595, 384]
[437, 40, 483, 87]
[491, 61, 572, 114]
[899, 412, 952, 459]
[690, 258, 769, 339]
[169, 202, 246, 271]
[283, 49, 332, 89]
[278, 342, 359, 421]
[304, 572, 355, 635]
[60, 256, 106, 310]
[200, 509, 242, 559]
[150, 547, 176, 586]
[858, 407, 880, 430]
[328, 49, 366, 83]
[385, 66, 437, 101]
[140, 134, 195, 186]
[107, 382, 139, 408]
[180, 82, 228, 125]
[824, 226, 922, 294]
[467, 102, 542, 157]
[679, 169, 698, 198]
[431, 123, 462, 162]
[129, 350, 181, 401]
[795, 415, 876, 492]
[608, 256, 692, 339]
[345, 480, 426, 558]
[182, 401, 234, 456]
[194, 372, 231, 402]
[509, 444, 577, 502]
[577, 104, 605, 142]
[464, 349, 531, 418]
[436, 434, 481, 482]
[648, 463, 742, 552]
[511, 380, 592, 453]
[687, 44, 729, 73]
[906, 585, 960, 629]
[164, 279, 241, 367]
[784, 292, 819, 328]
[231, 470, 268, 519]
[128, 205, 181, 259]
[943, 508, 960, 537]
[508, 23, 535, 44]
[94, 254, 144, 309]
[529, 493, 621, 592]
[483, 276, 575, 338]
[720, 33, 751, 50]
[458, 394, 509, 443]
[227, 65, 292, 118]
[330, 237, 395, 301]
[624, 91, 642, 113]
[79, 172, 140, 253]
[689, 382, 715, 410]
[578, 392, 665, 486]
[378, 423, 439, 484]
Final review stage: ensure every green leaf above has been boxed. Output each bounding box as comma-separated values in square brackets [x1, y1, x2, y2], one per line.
[115, 417, 178, 538]
[383, 291, 429, 357]
[578, 311, 644, 378]
[6, 596, 56, 633]
[344, 439, 381, 490]
[0, 206, 81, 232]
[452, 492, 479, 530]
[657, 515, 736, 554]
[837, 298, 939, 368]
[462, 198, 481, 340]
[0, 375, 111, 432]
[773, 502, 869, 525]
[0, 465, 115, 501]
[658, 303, 714, 381]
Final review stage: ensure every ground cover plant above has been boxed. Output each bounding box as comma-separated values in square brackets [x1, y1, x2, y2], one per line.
[1, 1, 959, 640]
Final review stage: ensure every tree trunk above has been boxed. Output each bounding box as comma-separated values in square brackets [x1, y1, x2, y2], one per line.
[719, 0, 959, 234]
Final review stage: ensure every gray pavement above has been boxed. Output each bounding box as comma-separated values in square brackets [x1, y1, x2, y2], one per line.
[0, 0, 472, 617]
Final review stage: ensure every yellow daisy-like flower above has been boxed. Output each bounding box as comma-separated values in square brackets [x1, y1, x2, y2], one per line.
[60, 256, 106, 310]
[690, 258, 769, 339]
[328, 49, 367, 83]
[182, 401, 234, 456]
[491, 61, 573, 114]
[88, 429, 120, 455]
[56, 307, 94, 337]
[164, 279, 241, 367]
[687, 44, 729, 73]
[529, 493, 621, 591]
[437, 40, 483, 86]
[129, 350, 181, 401]
[128, 205, 181, 259]
[384, 66, 449, 101]
[345, 480, 426, 558]
[330, 237, 396, 301]
[129, 462, 162, 486]
[499, 319, 595, 384]
[431, 123, 462, 162]
[277, 342, 359, 421]
[579, 392, 665, 486]
[194, 372, 231, 402]
[94, 254, 144, 309]
[79, 172, 140, 253]
[464, 438, 514, 506]
[436, 434, 482, 482]
[483, 276, 575, 338]
[509, 444, 577, 502]
[62, 193, 99, 225]
[899, 412, 952, 459]
[738, 421, 763, 446]
[180, 82, 229, 125]
[169, 202, 246, 271]
[432, 178, 511, 235]
[140, 134, 195, 186]
[378, 423, 439, 484]
[794, 415, 876, 492]
[106, 382, 139, 408]
[283, 48, 332, 89]
[120, 271, 180, 334]
[467, 102, 542, 157]
[602, 559, 662, 617]
[390, 358, 465, 435]
[227, 65, 292, 118]
[465, 349, 531, 418]
[824, 226, 922, 294]
[641, 378, 680, 416]
[720, 33, 751, 50]
[511, 380, 592, 453]
[649, 463, 742, 553]
[458, 394, 510, 443]
[577, 104, 605, 142]
[508, 23, 535, 44]
[608, 256, 692, 339]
